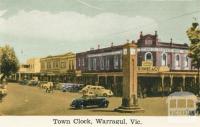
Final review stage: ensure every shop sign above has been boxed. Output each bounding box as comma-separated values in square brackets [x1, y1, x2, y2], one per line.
[138, 66, 169, 73]
[142, 60, 153, 67]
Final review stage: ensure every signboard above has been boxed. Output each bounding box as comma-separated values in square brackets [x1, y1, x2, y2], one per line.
[138, 66, 170, 73]
[75, 70, 82, 76]
[138, 47, 188, 53]
[142, 60, 153, 67]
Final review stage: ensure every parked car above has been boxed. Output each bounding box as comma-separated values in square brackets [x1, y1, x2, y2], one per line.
[38, 81, 48, 88]
[0, 83, 7, 97]
[62, 83, 84, 92]
[196, 99, 200, 115]
[71, 95, 109, 109]
[80, 85, 113, 97]
[54, 83, 63, 90]
[19, 79, 30, 85]
[28, 80, 40, 86]
[79, 85, 93, 93]
[40, 82, 53, 89]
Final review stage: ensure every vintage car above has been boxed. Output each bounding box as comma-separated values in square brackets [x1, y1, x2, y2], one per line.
[0, 84, 7, 97]
[71, 95, 109, 109]
[38, 81, 48, 87]
[80, 85, 113, 97]
[28, 80, 40, 86]
[62, 83, 84, 92]
[196, 99, 200, 115]
[19, 79, 30, 85]
[40, 82, 53, 89]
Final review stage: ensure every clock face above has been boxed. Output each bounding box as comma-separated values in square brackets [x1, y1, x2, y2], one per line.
[130, 48, 135, 55]
[123, 48, 127, 55]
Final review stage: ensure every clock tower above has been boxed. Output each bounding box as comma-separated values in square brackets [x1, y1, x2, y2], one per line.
[115, 42, 144, 113]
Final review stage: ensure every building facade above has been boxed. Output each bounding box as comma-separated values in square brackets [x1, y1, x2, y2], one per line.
[39, 52, 76, 82]
[13, 58, 41, 81]
[75, 31, 197, 96]
[40, 52, 75, 74]
[137, 31, 191, 70]
[27, 58, 41, 73]
[76, 31, 192, 73]
[76, 45, 123, 73]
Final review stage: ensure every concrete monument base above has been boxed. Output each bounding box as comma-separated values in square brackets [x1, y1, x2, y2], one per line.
[115, 106, 144, 113]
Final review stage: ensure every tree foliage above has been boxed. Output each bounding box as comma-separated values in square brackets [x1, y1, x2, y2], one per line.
[0, 45, 19, 81]
[186, 22, 200, 69]
[186, 22, 200, 95]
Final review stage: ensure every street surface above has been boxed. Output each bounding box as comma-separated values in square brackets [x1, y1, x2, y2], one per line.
[0, 83, 167, 116]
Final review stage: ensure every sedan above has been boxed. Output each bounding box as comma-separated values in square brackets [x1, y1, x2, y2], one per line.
[71, 96, 109, 109]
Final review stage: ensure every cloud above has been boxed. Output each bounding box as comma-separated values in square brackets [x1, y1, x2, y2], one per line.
[0, 10, 7, 16]
[76, 0, 104, 11]
[0, 10, 158, 42]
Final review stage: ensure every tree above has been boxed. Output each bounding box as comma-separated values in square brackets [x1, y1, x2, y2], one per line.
[0, 45, 19, 81]
[186, 22, 200, 95]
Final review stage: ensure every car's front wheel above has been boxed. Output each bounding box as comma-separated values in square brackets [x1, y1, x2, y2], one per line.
[103, 93, 108, 97]
[99, 102, 109, 108]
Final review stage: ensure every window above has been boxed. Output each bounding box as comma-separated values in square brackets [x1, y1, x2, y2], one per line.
[145, 52, 153, 61]
[78, 58, 81, 67]
[72, 60, 74, 70]
[56, 62, 59, 68]
[93, 58, 97, 70]
[88, 58, 91, 71]
[185, 56, 189, 68]
[53, 61, 56, 68]
[120, 55, 122, 69]
[100, 57, 104, 70]
[161, 53, 167, 66]
[41, 62, 45, 69]
[69, 60, 71, 70]
[175, 55, 180, 67]
[61, 62, 66, 68]
[106, 57, 110, 70]
[114, 55, 119, 69]
[82, 58, 85, 66]
[47, 62, 51, 69]
[145, 39, 153, 45]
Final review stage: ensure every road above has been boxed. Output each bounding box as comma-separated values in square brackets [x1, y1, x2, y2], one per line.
[0, 83, 167, 116]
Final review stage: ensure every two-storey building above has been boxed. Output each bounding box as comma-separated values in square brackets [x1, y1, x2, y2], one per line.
[76, 31, 197, 96]
[40, 52, 76, 82]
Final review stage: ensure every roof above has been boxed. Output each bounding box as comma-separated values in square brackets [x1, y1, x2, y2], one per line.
[41, 52, 75, 59]
[169, 91, 195, 97]
[167, 91, 197, 102]
[77, 44, 124, 55]
[158, 42, 188, 49]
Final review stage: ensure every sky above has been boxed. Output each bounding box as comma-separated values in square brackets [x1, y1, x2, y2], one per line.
[0, 0, 200, 63]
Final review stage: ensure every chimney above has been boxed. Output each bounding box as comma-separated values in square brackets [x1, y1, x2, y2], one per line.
[155, 31, 157, 37]
[170, 38, 173, 46]
[140, 31, 143, 38]
[111, 42, 114, 47]
[131, 40, 136, 44]
[98, 44, 100, 49]
[90, 48, 94, 51]
[126, 39, 129, 43]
